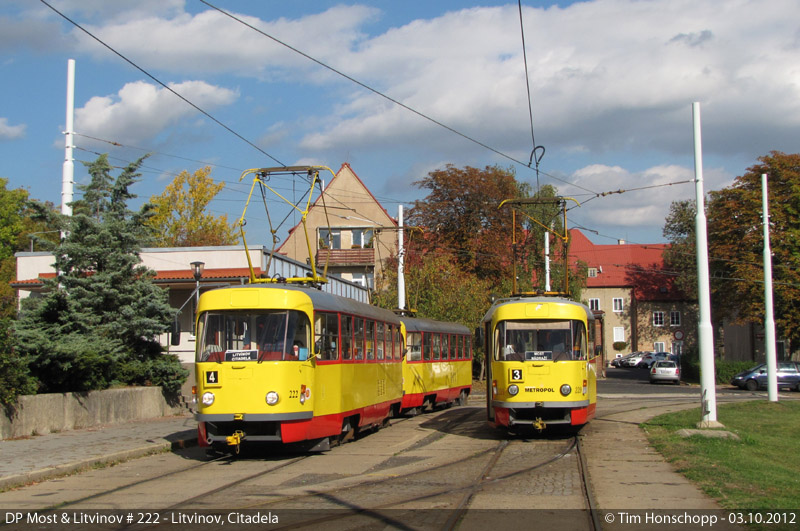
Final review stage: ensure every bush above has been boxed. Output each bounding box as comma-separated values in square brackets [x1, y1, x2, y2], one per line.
[612, 341, 627, 351]
[117, 354, 188, 396]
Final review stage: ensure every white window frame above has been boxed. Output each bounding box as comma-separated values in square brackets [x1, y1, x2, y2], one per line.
[654, 341, 666, 352]
[653, 311, 665, 327]
[588, 268, 597, 278]
[589, 298, 600, 311]
[670, 310, 681, 327]
[613, 327, 625, 342]
[612, 298, 624, 313]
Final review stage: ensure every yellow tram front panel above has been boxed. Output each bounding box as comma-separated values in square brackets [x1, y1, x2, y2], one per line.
[194, 287, 320, 445]
[196, 360, 314, 417]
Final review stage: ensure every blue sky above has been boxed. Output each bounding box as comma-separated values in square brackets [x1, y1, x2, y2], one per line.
[1, 0, 798, 246]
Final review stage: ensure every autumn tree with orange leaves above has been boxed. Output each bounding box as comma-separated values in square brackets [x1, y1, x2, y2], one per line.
[147, 167, 237, 247]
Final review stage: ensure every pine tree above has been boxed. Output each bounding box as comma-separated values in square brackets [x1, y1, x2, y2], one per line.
[14, 155, 187, 394]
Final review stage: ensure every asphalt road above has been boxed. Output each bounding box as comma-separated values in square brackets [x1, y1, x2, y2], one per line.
[600, 366, 733, 395]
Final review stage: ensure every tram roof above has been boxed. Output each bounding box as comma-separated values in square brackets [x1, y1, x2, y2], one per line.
[399, 316, 470, 335]
[482, 295, 593, 323]
[202, 282, 401, 323]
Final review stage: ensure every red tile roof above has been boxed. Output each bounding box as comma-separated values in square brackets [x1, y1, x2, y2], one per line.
[12, 267, 260, 289]
[569, 229, 682, 300]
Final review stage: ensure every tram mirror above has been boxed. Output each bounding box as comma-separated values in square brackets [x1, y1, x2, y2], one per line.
[170, 319, 181, 346]
[475, 327, 484, 344]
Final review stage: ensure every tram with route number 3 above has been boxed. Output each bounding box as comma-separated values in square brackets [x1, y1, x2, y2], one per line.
[481, 198, 599, 433]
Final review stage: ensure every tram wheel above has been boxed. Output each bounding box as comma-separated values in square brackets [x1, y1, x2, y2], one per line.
[456, 390, 468, 406]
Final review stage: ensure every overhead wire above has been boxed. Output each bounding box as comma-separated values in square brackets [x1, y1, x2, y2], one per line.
[39, 0, 285, 167]
[517, 0, 546, 194]
[197, 0, 601, 197]
[46, 0, 696, 245]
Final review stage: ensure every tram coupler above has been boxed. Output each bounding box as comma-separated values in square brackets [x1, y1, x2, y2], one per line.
[226, 430, 245, 454]
[532, 418, 546, 432]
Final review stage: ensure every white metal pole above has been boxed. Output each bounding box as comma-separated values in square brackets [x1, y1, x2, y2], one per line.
[398, 205, 406, 311]
[62, 59, 75, 218]
[544, 230, 551, 292]
[692, 102, 720, 427]
[762, 173, 778, 401]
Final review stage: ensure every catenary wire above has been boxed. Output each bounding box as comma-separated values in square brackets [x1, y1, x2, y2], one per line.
[40, 0, 285, 167]
[197, 0, 600, 197]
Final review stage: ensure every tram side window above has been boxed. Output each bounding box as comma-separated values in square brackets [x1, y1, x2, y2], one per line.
[376, 321, 385, 360]
[457, 335, 464, 359]
[314, 312, 339, 361]
[449, 335, 456, 360]
[366, 320, 375, 360]
[422, 332, 432, 361]
[432, 333, 441, 360]
[407, 332, 422, 361]
[341, 315, 353, 360]
[571, 321, 588, 359]
[354, 317, 365, 360]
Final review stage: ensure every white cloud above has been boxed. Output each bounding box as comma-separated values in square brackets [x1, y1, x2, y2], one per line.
[297, 0, 800, 160]
[73, 5, 380, 77]
[75, 80, 237, 145]
[0, 117, 25, 140]
[569, 163, 732, 230]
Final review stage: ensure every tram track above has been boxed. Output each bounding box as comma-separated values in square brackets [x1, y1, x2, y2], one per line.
[174, 409, 600, 530]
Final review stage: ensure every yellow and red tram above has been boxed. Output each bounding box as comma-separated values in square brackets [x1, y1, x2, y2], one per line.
[399, 316, 472, 413]
[194, 283, 404, 452]
[482, 296, 598, 432]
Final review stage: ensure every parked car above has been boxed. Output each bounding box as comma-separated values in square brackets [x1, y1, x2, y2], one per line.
[611, 353, 635, 367]
[623, 352, 648, 367]
[730, 362, 800, 391]
[650, 360, 681, 385]
[638, 352, 669, 369]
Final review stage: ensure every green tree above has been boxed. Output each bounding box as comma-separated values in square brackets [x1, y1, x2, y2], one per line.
[706, 151, 800, 340]
[147, 167, 237, 247]
[13, 154, 187, 394]
[662, 152, 800, 344]
[0, 178, 51, 404]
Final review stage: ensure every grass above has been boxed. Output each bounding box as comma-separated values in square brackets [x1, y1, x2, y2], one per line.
[642, 400, 800, 510]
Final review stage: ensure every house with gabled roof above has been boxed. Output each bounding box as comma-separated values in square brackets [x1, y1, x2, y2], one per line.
[569, 229, 696, 360]
[278, 163, 399, 290]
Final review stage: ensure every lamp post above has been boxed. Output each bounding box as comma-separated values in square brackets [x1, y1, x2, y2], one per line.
[190, 261, 204, 337]
[190, 261, 205, 306]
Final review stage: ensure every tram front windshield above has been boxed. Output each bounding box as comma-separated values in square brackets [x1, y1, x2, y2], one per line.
[197, 310, 311, 362]
[495, 320, 587, 362]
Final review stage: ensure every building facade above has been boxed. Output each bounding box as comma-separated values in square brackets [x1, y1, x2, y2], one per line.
[278, 163, 399, 290]
[570, 230, 697, 360]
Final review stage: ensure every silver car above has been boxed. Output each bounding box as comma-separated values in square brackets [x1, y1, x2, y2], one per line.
[649, 360, 680, 385]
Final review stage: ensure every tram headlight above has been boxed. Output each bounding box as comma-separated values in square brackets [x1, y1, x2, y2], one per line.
[508, 384, 519, 396]
[201, 392, 215, 406]
[560, 384, 572, 397]
[265, 391, 279, 406]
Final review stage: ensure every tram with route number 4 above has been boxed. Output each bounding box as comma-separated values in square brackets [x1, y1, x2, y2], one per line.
[191, 166, 471, 453]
